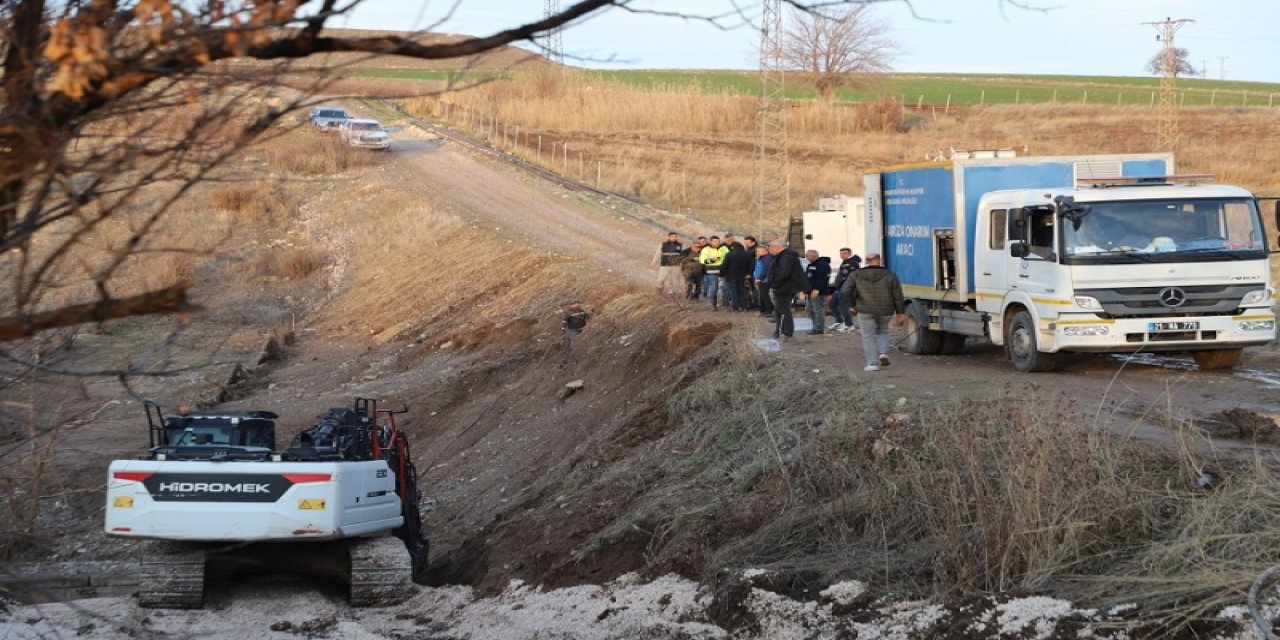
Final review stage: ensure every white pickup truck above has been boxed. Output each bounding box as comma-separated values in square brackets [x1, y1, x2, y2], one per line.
[339, 119, 391, 150]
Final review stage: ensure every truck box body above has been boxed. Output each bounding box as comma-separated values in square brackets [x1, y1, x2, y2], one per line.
[865, 154, 1172, 299]
[800, 195, 866, 273]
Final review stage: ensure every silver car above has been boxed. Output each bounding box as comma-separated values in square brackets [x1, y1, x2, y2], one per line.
[309, 106, 350, 131]
[339, 119, 390, 150]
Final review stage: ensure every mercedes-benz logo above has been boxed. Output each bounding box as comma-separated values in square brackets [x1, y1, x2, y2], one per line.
[1158, 287, 1187, 308]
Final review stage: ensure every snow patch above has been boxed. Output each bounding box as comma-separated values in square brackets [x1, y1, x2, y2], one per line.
[820, 580, 867, 605]
[997, 596, 1075, 639]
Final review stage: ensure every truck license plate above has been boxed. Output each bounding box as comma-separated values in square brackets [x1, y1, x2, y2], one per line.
[1149, 321, 1199, 332]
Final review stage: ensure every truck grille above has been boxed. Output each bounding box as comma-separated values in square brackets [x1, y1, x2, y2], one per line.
[1076, 284, 1254, 318]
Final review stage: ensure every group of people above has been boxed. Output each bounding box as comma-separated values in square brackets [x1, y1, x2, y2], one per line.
[654, 232, 905, 372]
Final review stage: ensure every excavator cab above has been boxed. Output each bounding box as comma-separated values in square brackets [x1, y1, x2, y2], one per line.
[143, 401, 278, 459]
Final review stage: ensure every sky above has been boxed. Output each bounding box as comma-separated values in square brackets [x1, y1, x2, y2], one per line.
[338, 1, 1280, 84]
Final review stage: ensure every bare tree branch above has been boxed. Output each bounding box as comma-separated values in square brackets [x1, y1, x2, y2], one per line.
[0, 284, 198, 341]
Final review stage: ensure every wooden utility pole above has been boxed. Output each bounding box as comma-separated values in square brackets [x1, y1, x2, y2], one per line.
[753, 0, 790, 238]
[1143, 17, 1193, 151]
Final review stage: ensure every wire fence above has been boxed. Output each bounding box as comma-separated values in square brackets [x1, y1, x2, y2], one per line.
[897, 87, 1280, 112]
[430, 101, 638, 193]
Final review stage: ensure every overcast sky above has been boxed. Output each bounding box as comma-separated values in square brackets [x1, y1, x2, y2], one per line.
[339, 1, 1280, 84]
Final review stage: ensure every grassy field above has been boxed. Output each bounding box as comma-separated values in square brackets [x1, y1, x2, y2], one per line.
[396, 68, 1280, 236]
[359, 67, 1280, 107]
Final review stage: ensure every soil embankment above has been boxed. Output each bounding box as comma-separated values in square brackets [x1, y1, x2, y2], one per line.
[5, 101, 1280, 639]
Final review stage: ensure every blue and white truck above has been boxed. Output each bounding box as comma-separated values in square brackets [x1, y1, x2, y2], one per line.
[855, 152, 1275, 371]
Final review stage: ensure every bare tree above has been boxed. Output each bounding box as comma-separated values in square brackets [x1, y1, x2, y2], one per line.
[1145, 46, 1195, 77]
[779, 4, 894, 100]
[0, 0, 636, 343]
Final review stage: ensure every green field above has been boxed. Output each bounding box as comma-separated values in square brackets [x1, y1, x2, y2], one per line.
[354, 68, 1280, 107]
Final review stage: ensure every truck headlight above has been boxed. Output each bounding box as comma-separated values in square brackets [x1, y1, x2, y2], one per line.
[1063, 325, 1110, 336]
[1073, 296, 1103, 311]
[1238, 319, 1275, 331]
[1241, 289, 1270, 305]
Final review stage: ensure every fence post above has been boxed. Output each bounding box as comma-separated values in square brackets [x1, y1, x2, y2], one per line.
[597, 161, 602, 187]
[1150, 92, 1155, 107]
[980, 89, 985, 105]
[1211, 89, 1216, 106]
[916, 95, 923, 109]
[1082, 91, 1087, 104]
[538, 135, 542, 161]
[945, 94, 951, 113]
[578, 151, 583, 178]
[1243, 91, 1248, 106]
[1015, 89, 1020, 104]
[1052, 89, 1058, 103]
[563, 142, 569, 171]
[1271, 93, 1275, 108]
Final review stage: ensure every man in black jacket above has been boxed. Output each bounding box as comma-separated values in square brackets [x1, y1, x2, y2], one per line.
[722, 240, 753, 311]
[804, 249, 832, 335]
[829, 248, 860, 332]
[767, 240, 809, 340]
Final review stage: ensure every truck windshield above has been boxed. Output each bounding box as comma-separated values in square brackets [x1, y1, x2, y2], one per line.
[1062, 198, 1264, 261]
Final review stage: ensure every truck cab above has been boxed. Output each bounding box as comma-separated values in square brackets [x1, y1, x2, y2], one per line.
[973, 180, 1274, 370]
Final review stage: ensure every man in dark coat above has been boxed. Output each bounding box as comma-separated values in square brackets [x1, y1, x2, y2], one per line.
[829, 248, 861, 332]
[722, 241, 753, 311]
[767, 240, 809, 340]
[804, 249, 832, 335]
[839, 253, 905, 371]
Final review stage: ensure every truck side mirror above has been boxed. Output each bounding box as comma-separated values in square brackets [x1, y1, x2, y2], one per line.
[1008, 208, 1028, 241]
[1009, 242, 1030, 258]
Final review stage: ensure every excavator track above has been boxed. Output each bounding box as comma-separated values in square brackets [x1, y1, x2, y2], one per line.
[138, 553, 205, 608]
[347, 536, 416, 607]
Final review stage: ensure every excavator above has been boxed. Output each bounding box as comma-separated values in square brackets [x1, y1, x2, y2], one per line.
[104, 397, 428, 608]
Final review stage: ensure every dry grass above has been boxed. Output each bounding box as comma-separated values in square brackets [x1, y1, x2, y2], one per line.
[262, 129, 384, 175]
[245, 248, 329, 281]
[400, 72, 1280, 235]
[578, 352, 1280, 632]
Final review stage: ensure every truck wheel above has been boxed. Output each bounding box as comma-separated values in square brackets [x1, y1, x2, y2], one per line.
[1192, 349, 1243, 370]
[1006, 310, 1057, 372]
[940, 332, 967, 355]
[902, 303, 942, 355]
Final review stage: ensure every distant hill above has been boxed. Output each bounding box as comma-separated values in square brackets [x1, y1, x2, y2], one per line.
[285, 29, 551, 72]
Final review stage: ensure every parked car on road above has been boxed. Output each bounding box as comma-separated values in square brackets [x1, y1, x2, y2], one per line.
[339, 119, 390, 150]
[309, 106, 350, 131]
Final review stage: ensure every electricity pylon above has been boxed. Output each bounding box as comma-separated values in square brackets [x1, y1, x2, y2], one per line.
[543, 0, 564, 65]
[1143, 17, 1193, 151]
[753, 0, 790, 238]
